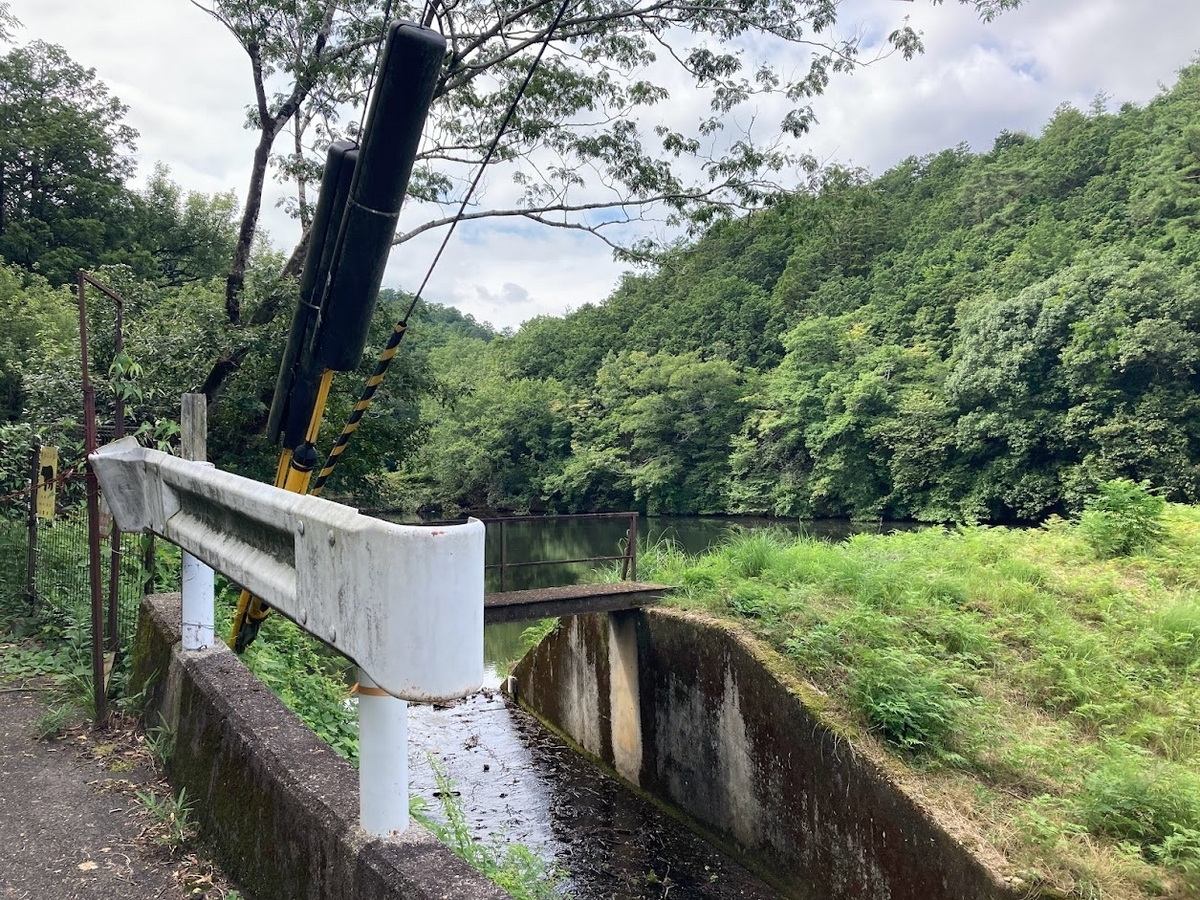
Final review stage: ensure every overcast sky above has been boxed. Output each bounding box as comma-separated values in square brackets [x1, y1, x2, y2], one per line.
[8, 0, 1200, 330]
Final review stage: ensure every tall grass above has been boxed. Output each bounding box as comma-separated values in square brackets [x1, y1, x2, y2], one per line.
[639, 504, 1200, 898]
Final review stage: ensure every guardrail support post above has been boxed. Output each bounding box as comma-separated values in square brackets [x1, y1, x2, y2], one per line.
[180, 394, 215, 651]
[358, 670, 409, 836]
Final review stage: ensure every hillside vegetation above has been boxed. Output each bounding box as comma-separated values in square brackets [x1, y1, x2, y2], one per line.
[398, 63, 1200, 523]
[1, 39, 1196, 522]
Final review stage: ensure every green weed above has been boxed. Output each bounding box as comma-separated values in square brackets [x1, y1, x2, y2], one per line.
[413, 760, 571, 900]
[1154, 601, 1200, 668]
[1077, 750, 1200, 866]
[722, 530, 788, 579]
[726, 581, 784, 619]
[136, 786, 197, 851]
[1077, 479, 1166, 558]
[783, 621, 846, 670]
[518, 618, 560, 656]
[32, 700, 84, 739]
[145, 720, 175, 767]
[216, 589, 359, 763]
[850, 647, 978, 763]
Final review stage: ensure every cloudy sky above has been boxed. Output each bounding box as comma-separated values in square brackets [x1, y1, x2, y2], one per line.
[8, 0, 1200, 330]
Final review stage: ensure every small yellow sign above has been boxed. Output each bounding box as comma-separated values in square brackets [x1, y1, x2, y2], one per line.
[36, 446, 57, 521]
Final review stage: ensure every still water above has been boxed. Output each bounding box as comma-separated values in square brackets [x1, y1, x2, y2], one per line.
[479, 514, 898, 594]
[404, 516, 895, 899]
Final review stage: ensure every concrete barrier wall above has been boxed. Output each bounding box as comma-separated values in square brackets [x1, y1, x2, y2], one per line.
[131, 594, 510, 900]
[512, 608, 1019, 900]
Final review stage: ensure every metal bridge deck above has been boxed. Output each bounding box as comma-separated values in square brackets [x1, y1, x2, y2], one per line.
[483, 581, 666, 625]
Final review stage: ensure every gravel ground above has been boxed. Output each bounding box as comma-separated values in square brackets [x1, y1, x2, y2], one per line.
[0, 678, 247, 900]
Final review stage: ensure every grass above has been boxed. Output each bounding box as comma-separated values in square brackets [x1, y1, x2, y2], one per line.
[413, 760, 572, 900]
[638, 503, 1200, 899]
[136, 785, 198, 851]
[1, 593, 108, 737]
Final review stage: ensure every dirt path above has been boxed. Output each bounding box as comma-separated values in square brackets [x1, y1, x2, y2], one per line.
[0, 680, 244, 900]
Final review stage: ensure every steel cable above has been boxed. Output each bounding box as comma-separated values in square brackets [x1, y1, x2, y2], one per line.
[310, 0, 575, 496]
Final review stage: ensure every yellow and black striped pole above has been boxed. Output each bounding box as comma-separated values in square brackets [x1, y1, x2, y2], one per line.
[229, 369, 334, 651]
[310, 319, 408, 497]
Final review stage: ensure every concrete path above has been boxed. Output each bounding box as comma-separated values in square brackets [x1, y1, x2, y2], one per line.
[0, 679, 242, 900]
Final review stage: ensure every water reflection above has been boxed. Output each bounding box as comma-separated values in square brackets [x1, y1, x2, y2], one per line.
[482, 620, 529, 686]
[376, 511, 913, 595]
[409, 692, 784, 900]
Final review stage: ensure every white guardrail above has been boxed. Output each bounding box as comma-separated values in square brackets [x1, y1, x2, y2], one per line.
[89, 435, 485, 835]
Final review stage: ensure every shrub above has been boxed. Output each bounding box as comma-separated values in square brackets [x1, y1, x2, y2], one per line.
[1077, 479, 1166, 558]
[850, 647, 976, 762]
[1078, 751, 1200, 868]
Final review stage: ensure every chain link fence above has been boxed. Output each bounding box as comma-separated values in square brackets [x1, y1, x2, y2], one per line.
[0, 442, 162, 654]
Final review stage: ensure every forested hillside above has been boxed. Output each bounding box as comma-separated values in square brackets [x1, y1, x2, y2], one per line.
[401, 63, 1200, 523]
[1, 20, 1196, 524]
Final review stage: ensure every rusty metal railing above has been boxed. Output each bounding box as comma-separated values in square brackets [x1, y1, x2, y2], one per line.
[479, 512, 638, 593]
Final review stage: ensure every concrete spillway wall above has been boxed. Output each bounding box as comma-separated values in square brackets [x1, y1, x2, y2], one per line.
[511, 608, 1020, 900]
[131, 594, 509, 900]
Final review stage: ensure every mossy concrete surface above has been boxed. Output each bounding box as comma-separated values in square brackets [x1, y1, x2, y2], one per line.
[132, 594, 510, 900]
[512, 607, 1021, 900]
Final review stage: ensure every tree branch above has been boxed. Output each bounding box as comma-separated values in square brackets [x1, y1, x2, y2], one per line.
[391, 182, 760, 246]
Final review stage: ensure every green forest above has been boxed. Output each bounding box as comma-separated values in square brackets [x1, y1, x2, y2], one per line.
[396, 67, 1200, 523]
[1, 22, 1197, 525]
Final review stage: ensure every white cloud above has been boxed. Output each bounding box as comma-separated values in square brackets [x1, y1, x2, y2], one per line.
[383, 219, 627, 330]
[7, 0, 1200, 331]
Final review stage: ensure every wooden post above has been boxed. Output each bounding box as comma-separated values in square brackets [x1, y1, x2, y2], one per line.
[181, 394, 207, 463]
[180, 394, 215, 650]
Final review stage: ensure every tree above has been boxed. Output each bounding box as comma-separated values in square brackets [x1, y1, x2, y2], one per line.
[946, 251, 1200, 520]
[0, 41, 138, 284]
[0, 264, 76, 421]
[195, 0, 1023, 400]
[0, 3, 17, 44]
[190, 0, 385, 321]
[546, 350, 749, 513]
[123, 166, 240, 287]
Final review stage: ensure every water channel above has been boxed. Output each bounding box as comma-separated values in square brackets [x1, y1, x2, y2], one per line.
[402, 516, 907, 899]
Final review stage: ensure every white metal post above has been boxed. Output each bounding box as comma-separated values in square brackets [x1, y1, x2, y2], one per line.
[180, 394, 215, 651]
[358, 670, 409, 836]
[181, 546, 215, 650]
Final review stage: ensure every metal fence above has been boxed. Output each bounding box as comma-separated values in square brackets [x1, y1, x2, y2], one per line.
[0, 449, 150, 653]
[480, 512, 639, 592]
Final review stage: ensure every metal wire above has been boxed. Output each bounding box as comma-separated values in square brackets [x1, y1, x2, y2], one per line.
[0, 468, 154, 652]
[311, 0, 576, 495]
[357, 0, 398, 139]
